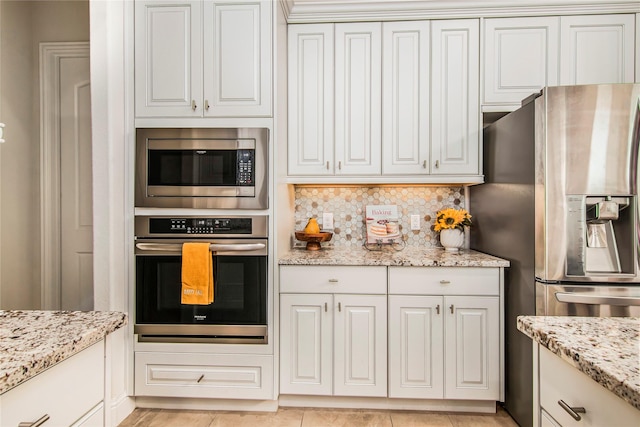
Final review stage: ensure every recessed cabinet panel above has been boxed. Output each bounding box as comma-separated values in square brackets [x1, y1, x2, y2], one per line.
[431, 20, 480, 175]
[560, 14, 635, 85]
[483, 17, 559, 104]
[382, 21, 430, 175]
[135, 1, 202, 117]
[287, 24, 334, 175]
[335, 23, 382, 175]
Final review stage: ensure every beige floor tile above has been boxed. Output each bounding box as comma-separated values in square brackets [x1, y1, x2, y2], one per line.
[118, 408, 162, 427]
[209, 408, 304, 427]
[301, 409, 392, 427]
[146, 409, 214, 427]
[390, 411, 454, 427]
[448, 412, 519, 427]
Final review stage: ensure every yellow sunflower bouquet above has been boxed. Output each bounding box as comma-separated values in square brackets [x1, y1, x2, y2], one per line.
[434, 208, 472, 232]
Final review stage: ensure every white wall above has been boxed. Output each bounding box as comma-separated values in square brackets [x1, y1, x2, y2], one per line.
[0, 0, 89, 310]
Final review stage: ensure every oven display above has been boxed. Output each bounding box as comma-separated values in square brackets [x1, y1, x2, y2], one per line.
[148, 217, 252, 235]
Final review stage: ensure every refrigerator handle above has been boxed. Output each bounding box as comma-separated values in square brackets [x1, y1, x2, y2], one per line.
[555, 292, 640, 306]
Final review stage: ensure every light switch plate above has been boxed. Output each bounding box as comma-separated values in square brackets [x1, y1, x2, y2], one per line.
[322, 212, 334, 230]
[410, 215, 420, 230]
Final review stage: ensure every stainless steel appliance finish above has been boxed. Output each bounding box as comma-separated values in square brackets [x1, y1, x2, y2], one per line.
[135, 127, 268, 209]
[134, 215, 268, 344]
[469, 84, 640, 427]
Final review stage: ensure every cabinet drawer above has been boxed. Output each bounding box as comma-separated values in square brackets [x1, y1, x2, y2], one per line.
[135, 352, 274, 400]
[389, 267, 499, 295]
[280, 266, 387, 294]
[539, 346, 640, 427]
[1, 341, 104, 427]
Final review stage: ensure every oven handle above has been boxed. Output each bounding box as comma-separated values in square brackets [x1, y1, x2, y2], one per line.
[135, 242, 266, 252]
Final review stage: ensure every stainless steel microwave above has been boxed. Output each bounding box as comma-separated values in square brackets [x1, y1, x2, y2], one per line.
[135, 128, 268, 209]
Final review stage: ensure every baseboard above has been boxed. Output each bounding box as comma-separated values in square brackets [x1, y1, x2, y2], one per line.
[110, 393, 136, 426]
[135, 396, 279, 412]
[278, 395, 497, 413]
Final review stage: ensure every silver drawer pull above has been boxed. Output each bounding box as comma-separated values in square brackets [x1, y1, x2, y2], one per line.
[328, 279, 339, 283]
[439, 280, 451, 284]
[19, 415, 50, 427]
[558, 400, 586, 421]
[197, 374, 205, 383]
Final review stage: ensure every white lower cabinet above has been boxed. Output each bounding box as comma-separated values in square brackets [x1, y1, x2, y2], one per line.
[1, 341, 105, 427]
[388, 267, 501, 400]
[536, 345, 640, 427]
[134, 352, 274, 400]
[279, 266, 387, 397]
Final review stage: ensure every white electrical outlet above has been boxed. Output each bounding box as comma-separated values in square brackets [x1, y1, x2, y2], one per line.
[322, 212, 334, 230]
[410, 214, 421, 230]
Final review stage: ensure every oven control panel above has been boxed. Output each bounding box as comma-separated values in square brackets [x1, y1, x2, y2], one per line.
[148, 217, 252, 235]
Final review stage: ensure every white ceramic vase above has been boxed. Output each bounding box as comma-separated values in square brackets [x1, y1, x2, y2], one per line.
[440, 228, 464, 252]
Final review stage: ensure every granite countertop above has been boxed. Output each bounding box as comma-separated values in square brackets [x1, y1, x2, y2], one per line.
[0, 310, 127, 394]
[279, 245, 510, 267]
[517, 315, 640, 410]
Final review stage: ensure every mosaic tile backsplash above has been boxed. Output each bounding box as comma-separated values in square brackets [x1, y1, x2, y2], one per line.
[294, 186, 465, 248]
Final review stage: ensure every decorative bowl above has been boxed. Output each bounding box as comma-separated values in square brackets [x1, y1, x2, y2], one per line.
[294, 231, 333, 251]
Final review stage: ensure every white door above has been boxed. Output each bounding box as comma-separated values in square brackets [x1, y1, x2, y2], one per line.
[382, 21, 430, 175]
[333, 294, 387, 397]
[388, 295, 444, 399]
[287, 24, 334, 176]
[444, 296, 500, 400]
[134, 0, 202, 117]
[560, 14, 635, 85]
[483, 17, 560, 105]
[279, 294, 333, 396]
[203, 0, 271, 117]
[335, 23, 382, 176]
[431, 19, 480, 176]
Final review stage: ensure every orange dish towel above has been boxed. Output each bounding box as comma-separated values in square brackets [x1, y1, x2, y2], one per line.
[181, 242, 214, 305]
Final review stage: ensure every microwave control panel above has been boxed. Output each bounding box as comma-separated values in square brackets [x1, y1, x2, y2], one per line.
[149, 217, 252, 235]
[236, 150, 254, 185]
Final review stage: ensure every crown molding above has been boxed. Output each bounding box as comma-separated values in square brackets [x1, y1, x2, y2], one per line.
[284, 0, 640, 23]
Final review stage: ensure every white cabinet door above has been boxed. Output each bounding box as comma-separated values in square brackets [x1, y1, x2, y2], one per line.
[134, 0, 202, 117]
[280, 294, 333, 396]
[444, 296, 500, 400]
[287, 24, 334, 176]
[431, 19, 480, 175]
[333, 294, 387, 397]
[335, 23, 382, 176]
[382, 21, 430, 175]
[560, 14, 635, 85]
[483, 17, 559, 105]
[202, 0, 271, 117]
[388, 295, 444, 399]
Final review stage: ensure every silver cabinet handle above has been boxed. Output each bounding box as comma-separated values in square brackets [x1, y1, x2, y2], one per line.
[558, 400, 586, 421]
[436, 304, 440, 315]
[338, 161, 342, 170]
[18, 415, 50, 427]
[338, 302, 342, 312]
[326, 161, 330, 170]
[435, 160, 440, 168]
[204, 100, 210, 111]
[450, 304, 454, 314]
[197, 374, 205, 383]
[422, 160, 427, 169]
[440, 280, 451, 284]
[191, 100, 197, 111]
[325, 302, 328, 312]
[328, 279, 339, 283]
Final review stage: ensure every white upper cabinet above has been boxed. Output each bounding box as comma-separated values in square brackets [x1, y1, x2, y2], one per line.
[431, 19, 480, 176]
[382, 21, 430, 175]
[483, 14, 636, 108]
[483, 17, 559, 105]
[335, 23, 382, 176]
[559, 14, 635, 85]
[287, 24, 334, 176]
[135, 0, 272, 118]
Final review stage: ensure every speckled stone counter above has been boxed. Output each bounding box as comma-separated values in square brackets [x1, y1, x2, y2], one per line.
[0, 310, 127, 394]
[279, 246, 509, 267]
[517, 315, 640, 410]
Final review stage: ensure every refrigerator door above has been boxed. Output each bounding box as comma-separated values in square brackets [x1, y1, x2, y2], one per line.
[536, 83, 640, 283]
[536, 282, 640, 316]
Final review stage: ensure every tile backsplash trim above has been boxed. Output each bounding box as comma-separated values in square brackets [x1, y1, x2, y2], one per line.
[294, 186, 465, 248]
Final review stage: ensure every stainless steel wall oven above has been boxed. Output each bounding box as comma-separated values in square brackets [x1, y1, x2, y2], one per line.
[134, 215, 268, 343]
[135, 128, 268, 209]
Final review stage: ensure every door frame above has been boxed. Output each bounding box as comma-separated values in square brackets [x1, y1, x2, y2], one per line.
[40, 42, 90, 310]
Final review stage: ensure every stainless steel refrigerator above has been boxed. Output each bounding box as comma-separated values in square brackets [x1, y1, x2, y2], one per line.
[469, 83, 640, 427]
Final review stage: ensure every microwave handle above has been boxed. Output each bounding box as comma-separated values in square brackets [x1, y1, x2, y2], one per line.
[135, 243, 266, 252]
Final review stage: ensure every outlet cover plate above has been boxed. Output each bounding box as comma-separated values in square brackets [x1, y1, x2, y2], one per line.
[410, 215, 420, 230]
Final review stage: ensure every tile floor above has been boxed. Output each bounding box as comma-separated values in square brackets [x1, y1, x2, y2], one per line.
[118, 405, 519, 427]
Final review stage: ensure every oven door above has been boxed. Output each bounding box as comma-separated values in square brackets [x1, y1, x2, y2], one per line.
[135, 239, 267, 343]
